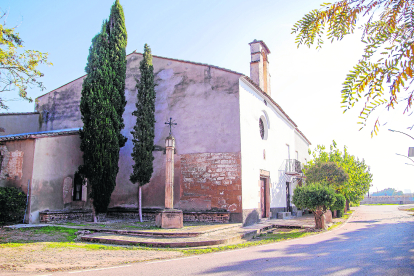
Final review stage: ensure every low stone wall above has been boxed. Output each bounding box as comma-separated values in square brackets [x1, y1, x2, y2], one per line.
[39, 209, 230, 224]
[39, 210, 92, 223]
[183, 211, 229, 223]
[360, 195, 414, 205]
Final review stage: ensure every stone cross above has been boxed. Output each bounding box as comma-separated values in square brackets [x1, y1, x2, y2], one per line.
[165, 117, 177, 136]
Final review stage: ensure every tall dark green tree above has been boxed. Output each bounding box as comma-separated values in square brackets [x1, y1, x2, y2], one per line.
[79, 22, 119, 216]
[130, 44, 156, 222]
[108, 0, 127, 148]
[78, 0, 127, 219]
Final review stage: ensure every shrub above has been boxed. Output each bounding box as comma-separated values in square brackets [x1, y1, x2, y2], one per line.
[292, 183, 336, 229]
[292, 183, 336, 212]
[332, 193, 346, 211]
[0, 187, 26, 225]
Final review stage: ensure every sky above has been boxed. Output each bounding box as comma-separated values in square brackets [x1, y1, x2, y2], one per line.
[1, 0, 413, 194]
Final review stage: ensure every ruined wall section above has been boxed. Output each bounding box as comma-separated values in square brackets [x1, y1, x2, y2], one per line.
[35, 76, 86, 131]
[176, 152, 242, 215]
[0, 140, 35, 223]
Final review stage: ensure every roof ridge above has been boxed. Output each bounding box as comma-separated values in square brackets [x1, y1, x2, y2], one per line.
[36, 51, 243, 100]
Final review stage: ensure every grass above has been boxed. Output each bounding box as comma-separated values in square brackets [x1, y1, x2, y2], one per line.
[0, 243, 26, 248]
[404, 208, 414, 212]
[180, 229, 314, 255]
[65, 222, 86, 226]
[328, 210, 353, 230]
[22, 226, 78, 242]
[0, 226, 79, 246]
[0, 240, 166, 251]
[44, 242, 165, 251]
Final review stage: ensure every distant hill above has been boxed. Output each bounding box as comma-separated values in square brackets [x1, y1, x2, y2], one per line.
[372, 188, 403, 196]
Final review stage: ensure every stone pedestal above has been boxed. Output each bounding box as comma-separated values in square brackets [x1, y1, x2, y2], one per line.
[155, 209, 183, 229]
[157, 135, 183, 229]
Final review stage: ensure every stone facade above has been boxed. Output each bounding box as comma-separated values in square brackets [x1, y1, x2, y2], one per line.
[177, 152, 242, 215]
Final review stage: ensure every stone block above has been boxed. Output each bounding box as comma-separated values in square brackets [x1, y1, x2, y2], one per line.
[277, 212, 291, 219]
[155, 209, 183, 229]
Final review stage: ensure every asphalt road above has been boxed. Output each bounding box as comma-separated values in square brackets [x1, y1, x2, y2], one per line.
[40, 205, 414, 276]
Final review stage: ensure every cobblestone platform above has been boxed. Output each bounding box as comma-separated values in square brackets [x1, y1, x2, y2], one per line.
[81, 214, 321, 248]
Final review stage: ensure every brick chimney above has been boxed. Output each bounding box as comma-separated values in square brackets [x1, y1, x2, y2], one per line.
[249, 40, 271, 96]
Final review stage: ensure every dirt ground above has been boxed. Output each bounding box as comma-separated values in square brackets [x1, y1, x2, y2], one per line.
[0, 227, 183, 274]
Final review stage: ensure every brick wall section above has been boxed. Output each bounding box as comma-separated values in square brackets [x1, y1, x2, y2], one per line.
[177, 152, 242, 213]
[0, 147, 24, 180]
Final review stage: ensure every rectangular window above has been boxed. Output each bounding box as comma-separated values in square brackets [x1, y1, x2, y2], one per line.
[286, 144, 290, 160]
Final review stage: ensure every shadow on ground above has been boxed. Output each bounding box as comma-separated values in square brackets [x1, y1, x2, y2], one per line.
[200, 220, 414, 275]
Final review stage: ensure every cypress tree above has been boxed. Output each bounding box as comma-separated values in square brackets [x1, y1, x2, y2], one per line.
[79, 22, 119, 215]
[78, 0, 127, 217]
[108, 0, 127, 148]
[130, 44, 156, 221]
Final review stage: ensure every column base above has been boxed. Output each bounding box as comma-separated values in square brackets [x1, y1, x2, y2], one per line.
[155, 209, 183, 229]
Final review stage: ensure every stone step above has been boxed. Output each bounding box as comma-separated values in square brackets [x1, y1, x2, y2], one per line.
[277, 212, 291, 219]
[56, 223, 242, 238]
[81, 228, 258, 248]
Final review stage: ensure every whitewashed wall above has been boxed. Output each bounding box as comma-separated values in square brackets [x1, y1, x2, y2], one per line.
[239, 78, 310, 212]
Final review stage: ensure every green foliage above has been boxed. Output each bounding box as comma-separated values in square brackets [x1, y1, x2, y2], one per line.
[0, 187, 26, 225]
[305, 141, 373, 204]
[130, 44, 156, 186]
[332, 193, 346, 211]
[0, 10, 52, 109]
[108, 0, 128, 148]
[304, 162, 349, 190]
[292, 0, 414, 135]
[292, 183, 337, 212]
[372, 187, 403, 196]
[78, 1, 127, 214]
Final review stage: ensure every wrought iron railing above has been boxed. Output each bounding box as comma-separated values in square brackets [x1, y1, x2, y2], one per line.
[285, 159, 302, 175]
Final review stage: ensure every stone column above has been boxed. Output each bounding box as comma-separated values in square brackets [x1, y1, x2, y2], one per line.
[155, 134, 183, 229]
[165, 135, 175, 209]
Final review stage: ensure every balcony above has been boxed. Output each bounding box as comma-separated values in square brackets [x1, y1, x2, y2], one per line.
[285, 159, 302, 175]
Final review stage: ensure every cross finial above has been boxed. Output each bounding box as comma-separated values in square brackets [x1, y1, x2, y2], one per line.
[165, 117, 177, 136]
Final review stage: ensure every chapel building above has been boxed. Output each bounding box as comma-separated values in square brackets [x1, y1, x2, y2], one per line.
[0, 40, 310, 225]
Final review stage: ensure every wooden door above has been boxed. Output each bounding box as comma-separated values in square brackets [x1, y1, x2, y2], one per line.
[260, 178, 266, 218]
[286, 182, 291, 213]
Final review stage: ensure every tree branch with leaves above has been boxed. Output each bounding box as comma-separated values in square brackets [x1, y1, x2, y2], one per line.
[292, 0, 414, 136]
[0, 10, 52, 109]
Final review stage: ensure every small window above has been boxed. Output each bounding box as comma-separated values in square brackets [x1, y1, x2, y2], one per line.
[259, 118, 265, 139]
